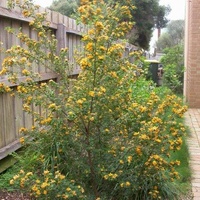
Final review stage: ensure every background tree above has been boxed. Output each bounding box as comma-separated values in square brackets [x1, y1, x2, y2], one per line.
[156, 20, 184, 52]
[49, 0, 79, 17]
[49, 0, 170, 50]
[49, 0, 80, 17]
[127, 1, 170, 49]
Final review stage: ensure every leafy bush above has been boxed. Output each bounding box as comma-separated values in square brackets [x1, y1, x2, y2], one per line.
[0, 0, 189, 199]
[160, 45, 184, 94]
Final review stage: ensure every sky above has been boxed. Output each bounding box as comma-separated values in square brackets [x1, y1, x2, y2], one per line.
[160, 0, 185, 20]
[33, 0, 53, 7]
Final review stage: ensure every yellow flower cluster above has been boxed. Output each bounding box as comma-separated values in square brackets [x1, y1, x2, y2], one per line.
[29, 170, 85, 198]
[48, 103, 60, 110]
[85, 42, 93, 51]
[127, 155, 132, 163]
[148, 186, 161, 199]
[135, 146, 142, 156]
[8, 73, 18, 84]
[22, 10, 31, 17]
[10, 171, 33, 188]
[172, 105, 188, 117]
[0, 67, 8, 75]
[145, 154, 167, 170]
[95, 21, 104, 32]
[19, 127, 28, 134]
[88, 90, 95, 97]
[79, 57, 92, 70]
[40, 117, 52, 125]
[17, 85, 28, 93]
[108, 44, 124, 57]
[103, 173, 118, 180]
[22, 69, 30, 76]
[19, 137, 25, 144]
[120, 181, 131, 188]
[0, 83, 12, 93]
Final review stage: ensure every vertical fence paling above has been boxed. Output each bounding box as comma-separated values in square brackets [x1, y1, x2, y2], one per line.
[0, 0, 84, 159]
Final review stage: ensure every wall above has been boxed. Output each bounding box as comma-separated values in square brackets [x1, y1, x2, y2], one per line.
[184, 0, 200, 108]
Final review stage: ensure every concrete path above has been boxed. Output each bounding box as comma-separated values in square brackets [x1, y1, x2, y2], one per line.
[185, 108, 200, 199]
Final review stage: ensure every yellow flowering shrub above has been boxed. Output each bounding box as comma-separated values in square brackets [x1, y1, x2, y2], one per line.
[2, 0, 188, 199]
[9, 169, 85, 199]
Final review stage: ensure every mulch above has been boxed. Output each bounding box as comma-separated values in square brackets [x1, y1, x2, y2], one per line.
[0, 190, 32, 200]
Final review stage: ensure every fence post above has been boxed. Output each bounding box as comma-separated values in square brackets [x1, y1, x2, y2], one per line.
[56, 23, 67, 52]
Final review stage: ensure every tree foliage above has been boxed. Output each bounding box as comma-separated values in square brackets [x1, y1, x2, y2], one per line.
[127, 0, 170, 49]
[49, 0, 80, 17]
[49, 0, 170, 50]
[156, 20, 185, 52]
[50, 0, 79, 17]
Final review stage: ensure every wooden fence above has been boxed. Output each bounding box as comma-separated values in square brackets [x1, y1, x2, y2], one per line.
[0, 0, 138, 161]
[0, 0, 85, 160]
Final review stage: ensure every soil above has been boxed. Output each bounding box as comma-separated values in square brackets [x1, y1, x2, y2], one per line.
[0, 190, 32, 200]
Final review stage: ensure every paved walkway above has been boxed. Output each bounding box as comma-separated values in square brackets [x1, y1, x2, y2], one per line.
[185, 108, 200, 199]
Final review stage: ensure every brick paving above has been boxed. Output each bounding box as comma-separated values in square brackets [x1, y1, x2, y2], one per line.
[185, 108, 200, 199]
